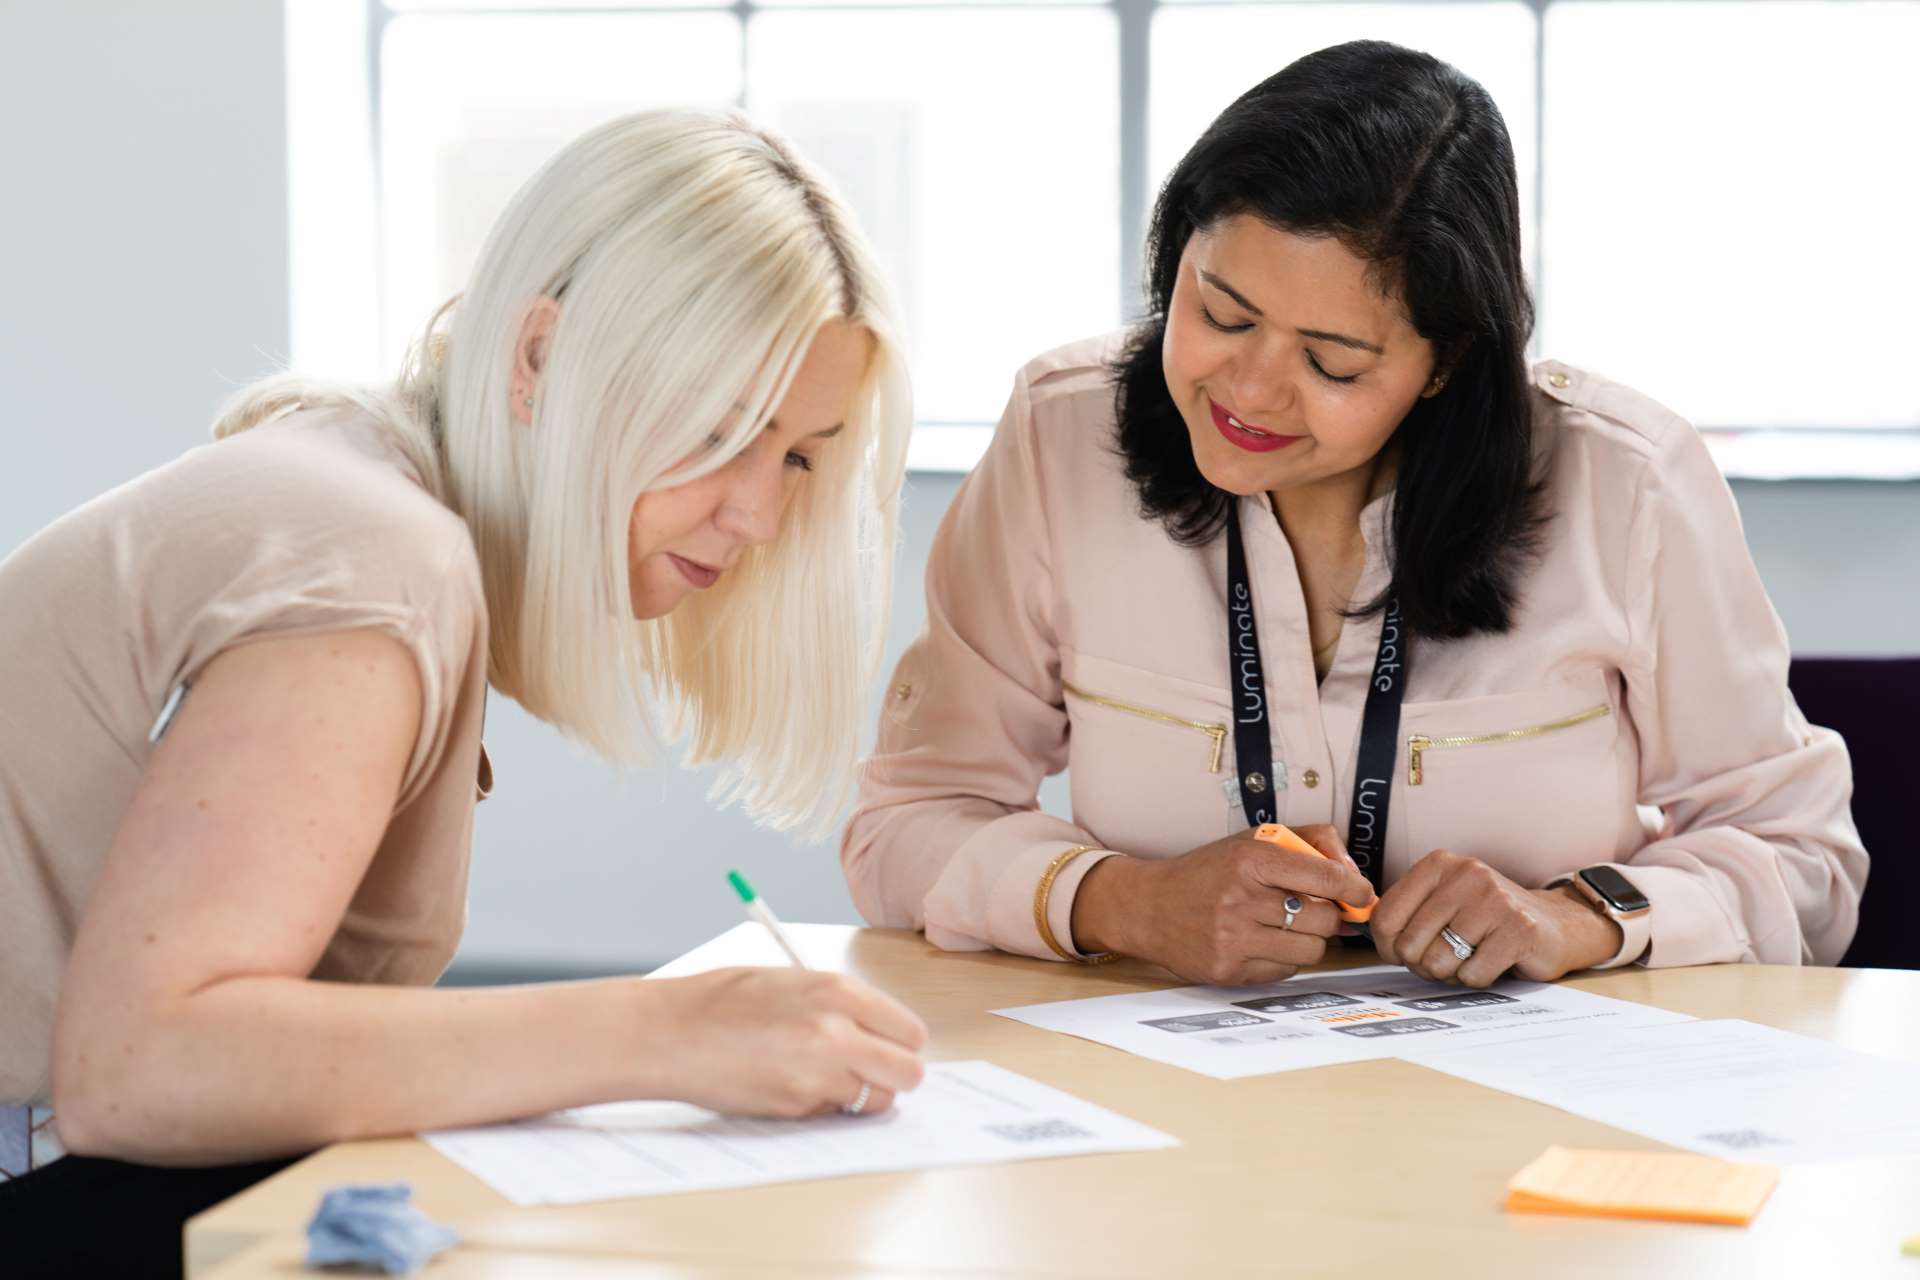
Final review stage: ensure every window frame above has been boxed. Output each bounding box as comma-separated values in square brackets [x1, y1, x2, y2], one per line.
[316, 0, 1920, 478]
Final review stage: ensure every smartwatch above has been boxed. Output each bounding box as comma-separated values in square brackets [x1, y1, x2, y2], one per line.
[1548, 866, 1652, 969]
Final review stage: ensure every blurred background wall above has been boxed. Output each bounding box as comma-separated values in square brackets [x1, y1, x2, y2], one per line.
[4, 0, 1915, 976]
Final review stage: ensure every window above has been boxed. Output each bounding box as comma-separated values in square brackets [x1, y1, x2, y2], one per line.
[1540, 2, 1920, 433]
[381, 11, 742, 356]
[288, 0, 1920, 477]
[749, 6, 1119, 424]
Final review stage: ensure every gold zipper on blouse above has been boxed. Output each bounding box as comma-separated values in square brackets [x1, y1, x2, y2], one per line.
[1062, 681, 1228, 773]
[1407, 703, 1611, 786]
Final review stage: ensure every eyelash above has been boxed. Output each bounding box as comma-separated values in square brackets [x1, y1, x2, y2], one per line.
[1198, 304, 1360, 386]
[1305, 352, 1359, 386]
[1198, 303, 1252, 335]
[704, 433, 815, 473]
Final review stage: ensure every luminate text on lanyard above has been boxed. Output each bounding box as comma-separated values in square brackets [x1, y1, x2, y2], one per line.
[1224, 502, 1407, 892]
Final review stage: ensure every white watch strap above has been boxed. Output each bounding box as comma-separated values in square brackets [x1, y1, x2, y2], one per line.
[1596, 903, 1653, 969]
[1546, 871, 1651, 970]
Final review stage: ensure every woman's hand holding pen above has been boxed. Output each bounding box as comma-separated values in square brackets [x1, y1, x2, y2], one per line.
[651, 968, 928, 1117]
[1071, 825, 1377, 986]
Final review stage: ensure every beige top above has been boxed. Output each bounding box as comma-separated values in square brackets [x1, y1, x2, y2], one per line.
[844, 334, 1866, 971]
[0, 410, 490, 1105]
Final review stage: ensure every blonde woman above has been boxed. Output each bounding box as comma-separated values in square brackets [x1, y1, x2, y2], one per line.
[0, 110, 924, 1270]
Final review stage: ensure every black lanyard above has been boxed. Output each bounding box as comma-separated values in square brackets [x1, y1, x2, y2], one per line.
[1225, 503, 1407, 890]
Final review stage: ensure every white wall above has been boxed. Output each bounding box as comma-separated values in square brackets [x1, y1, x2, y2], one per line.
[0, 0, 290, 549]
[5, 2, 1916, 979]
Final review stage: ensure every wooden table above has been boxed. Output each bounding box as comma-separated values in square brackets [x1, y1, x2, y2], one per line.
[188, 926, 1920, 1277]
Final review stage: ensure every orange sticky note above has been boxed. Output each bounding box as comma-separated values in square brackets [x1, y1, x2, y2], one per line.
[1504, 1146, 1780, 1227]
[1252, 823, 1373, 923]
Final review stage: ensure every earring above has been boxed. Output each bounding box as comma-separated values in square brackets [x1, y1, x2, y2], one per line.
[1425, 375, 1448, 396]
[523, 397, 534, 409]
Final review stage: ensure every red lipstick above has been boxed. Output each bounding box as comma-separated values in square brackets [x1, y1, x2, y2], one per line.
[1209, 398, 1304, 453]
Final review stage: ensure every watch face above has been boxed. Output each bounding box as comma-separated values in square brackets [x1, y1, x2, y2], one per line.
[1579, 866, 1650, 914]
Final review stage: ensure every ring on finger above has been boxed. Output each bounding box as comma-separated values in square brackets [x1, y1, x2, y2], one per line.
[1440, 926, 1475, 961]
[1281, 895, 1302, 931]
[843, 1082, 872, 1116]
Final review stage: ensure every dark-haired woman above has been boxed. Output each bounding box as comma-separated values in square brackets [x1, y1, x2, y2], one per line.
[842, 40, 1864, 988]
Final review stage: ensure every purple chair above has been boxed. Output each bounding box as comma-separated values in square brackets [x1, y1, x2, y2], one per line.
[1787, 656, 1917, 970]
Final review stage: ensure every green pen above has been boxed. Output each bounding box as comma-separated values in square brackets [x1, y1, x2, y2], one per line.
[727, 869, 811, 970]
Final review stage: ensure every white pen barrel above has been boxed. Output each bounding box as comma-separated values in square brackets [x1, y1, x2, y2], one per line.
[748, 900, 811, 970]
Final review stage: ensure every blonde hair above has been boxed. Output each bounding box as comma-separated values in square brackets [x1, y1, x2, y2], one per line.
[214, 110, 912, 835]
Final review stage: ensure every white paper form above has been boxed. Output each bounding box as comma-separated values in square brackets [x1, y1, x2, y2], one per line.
[993, 965, 1693, 1080]
[423, 1061, 1177, 1206]
[1414, 1018, 1920, 1165]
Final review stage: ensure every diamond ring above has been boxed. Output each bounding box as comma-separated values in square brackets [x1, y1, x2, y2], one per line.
[844, 1082, 872, 1116]
[1281, 895, 1302, 930]
[1440, 926, 1475, 961]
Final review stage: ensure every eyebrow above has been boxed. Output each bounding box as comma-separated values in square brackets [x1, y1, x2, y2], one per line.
[766, 419, 844, 440]
[1197, 269, 1386, 356]
[739, 401, 846, 440]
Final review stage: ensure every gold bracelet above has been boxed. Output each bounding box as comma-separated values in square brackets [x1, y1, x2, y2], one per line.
[1034, 844, 1122, 965]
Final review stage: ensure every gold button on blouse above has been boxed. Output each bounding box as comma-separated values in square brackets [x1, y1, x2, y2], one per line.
[1302, 768, 1320, 789]
[1548, 372, 1571, 389]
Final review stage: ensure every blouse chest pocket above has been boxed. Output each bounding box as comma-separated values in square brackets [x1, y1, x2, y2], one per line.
[1060, 649, 1239, 858]
[1398, 669, 1630, 883]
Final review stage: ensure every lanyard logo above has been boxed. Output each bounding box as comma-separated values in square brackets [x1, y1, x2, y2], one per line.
[1230, 579, 1265, 725]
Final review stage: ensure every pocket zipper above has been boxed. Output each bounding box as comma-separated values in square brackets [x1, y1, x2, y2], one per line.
[1406, 703, 1611, 786]
[1062, 681, 1228, 773]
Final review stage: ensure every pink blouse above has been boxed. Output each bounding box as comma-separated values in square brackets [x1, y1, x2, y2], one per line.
[843, 334, 1865, 970]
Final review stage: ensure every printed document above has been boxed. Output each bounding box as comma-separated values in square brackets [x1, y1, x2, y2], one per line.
[993, 964, 1692, 1080]
[1417, 1018, 1920, 1165]
[424, 1060, 1177, 1206]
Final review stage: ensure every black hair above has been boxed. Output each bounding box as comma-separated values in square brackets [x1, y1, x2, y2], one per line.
[1113, 39, 1543, 639]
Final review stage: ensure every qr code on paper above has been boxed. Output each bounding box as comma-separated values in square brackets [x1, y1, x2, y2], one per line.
[984, 1119, 1094, 1144]
[1698, 1129, 1789, 1151]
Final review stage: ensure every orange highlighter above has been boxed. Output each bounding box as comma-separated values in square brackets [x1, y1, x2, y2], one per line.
[1253, 822, 1375, 924]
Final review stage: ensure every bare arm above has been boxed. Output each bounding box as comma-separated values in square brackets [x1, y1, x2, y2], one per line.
[52, 630, 924, 1165]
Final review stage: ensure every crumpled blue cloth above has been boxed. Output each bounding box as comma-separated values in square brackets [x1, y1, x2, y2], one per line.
[305, 1182, 459, 1275]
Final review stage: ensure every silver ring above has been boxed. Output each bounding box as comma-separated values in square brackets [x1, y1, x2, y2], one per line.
[1281, 895, 1302, 930]
[1441, 926, 1475, 961]
[843, 1082, 872, 1116]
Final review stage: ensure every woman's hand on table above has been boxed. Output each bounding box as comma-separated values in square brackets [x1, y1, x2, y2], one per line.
[1368, 850, 1623, 986]
[654, 967, 928, 1117]
[1070, 825, 1377, 986]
